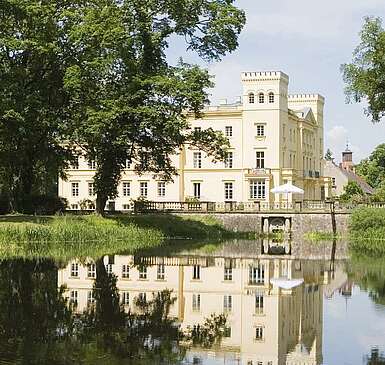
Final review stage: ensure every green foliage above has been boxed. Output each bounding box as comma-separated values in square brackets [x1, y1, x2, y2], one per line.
[341, 17, 385, 122]
[356, 143, 385, 188]
[339, 181, 365, 202]
[60, 0, 245, 213]
[324, 148, 333, 161]
[349, 207, 385, 255]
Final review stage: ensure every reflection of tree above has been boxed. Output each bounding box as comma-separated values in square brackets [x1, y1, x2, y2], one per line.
[347, 257, 385, 306]
[365, 348, 385, 364]
[0, 257, 227, 364]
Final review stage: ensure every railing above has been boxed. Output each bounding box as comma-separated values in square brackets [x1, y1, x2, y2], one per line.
[246, 168, 271, 176]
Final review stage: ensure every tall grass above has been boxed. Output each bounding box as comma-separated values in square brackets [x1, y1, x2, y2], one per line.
[0, 214, 258, 260]
[349, 207, 385, 256]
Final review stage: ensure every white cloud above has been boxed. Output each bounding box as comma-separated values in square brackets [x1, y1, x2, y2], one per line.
[326, 125, 362, 162]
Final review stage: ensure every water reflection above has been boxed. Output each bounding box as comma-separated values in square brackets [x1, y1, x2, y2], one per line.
[60, 249, 327, 364]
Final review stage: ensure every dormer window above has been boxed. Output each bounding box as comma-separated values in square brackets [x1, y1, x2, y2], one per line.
[258, 93, 265, 103]
[268, 92, 274, 103]
[248, 93, 255, 104]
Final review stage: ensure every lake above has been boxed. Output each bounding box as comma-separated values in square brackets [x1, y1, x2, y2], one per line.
[0, 239, 384, 364]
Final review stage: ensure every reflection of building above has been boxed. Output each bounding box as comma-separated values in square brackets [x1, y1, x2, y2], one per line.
[324, 147, 373, 197]
[58, 253, 327, 365]
[59, 71, 330, 210]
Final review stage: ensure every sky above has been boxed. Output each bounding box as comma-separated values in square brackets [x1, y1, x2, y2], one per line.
[167, 0, 385, 163]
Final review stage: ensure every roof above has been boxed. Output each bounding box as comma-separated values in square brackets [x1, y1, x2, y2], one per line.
[341, 168, 374, 194]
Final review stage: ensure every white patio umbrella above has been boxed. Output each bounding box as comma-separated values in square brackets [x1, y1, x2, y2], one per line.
[270, 182, 304, 208]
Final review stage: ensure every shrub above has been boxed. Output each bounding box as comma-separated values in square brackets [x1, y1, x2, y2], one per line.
[21, 195, 68, 215]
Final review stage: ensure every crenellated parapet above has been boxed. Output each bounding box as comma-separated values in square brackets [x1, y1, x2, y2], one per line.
[288, 94, 325, 103]
[241, 71, 289, 82]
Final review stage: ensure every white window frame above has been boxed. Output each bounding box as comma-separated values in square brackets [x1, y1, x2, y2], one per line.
[225, 126, 233, 137]
[193, 152, 202, 168]
[249, 180, 266, 199]
[122, 181, 131, 197]
[88, 160, 96, 169]
[121, 291, 130, 305]
[255, 326, 264, 341]
[223, 295, 232, 312]
[255, 294, 264, 314]
[194, 127, 201, 133]
[256, 124, 265, 137]
[157, 182, 166, 197]
[193, 182, 201, 199]
[87, 263, 96, 278]
[224, 182, 233, 201]
[255, 151, 265, 169]
[71, 263, 79, 277]
[87, 290, 95, 305]
[139, 266, 147, 280]
[70, 290, 78, 304]
[268, 92, 274, 103]
[258, 93, 265, 103]
[140, 182, 148, 197]
[157, 264, 165, 280]
[225, 152, 233, 168]
[122, 264, 130, 279]
[224, 267, 233, 281]
[192, 293, 201, 311]
[248, 93, 255, 104]
[193, 265, 200, 280]
[249, 265, 265, 284]
[88, 182, 95, 197]
[71, 182, 79, 197]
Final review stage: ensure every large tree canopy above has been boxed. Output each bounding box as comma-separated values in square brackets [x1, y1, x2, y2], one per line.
[356, 143, 385, 188]
[341, 17, 385, 123]
[0, 0, 246, 214]
[62, 0, 245, 213]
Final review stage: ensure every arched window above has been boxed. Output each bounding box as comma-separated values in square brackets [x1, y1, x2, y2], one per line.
[248, 93, 255, 104]
[268, 92, 274, 103]
[258, 93, 265, 103]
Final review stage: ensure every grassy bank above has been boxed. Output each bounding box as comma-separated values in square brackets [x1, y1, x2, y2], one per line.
[349, 207, 385, 256]
[0, 214, 257, 259]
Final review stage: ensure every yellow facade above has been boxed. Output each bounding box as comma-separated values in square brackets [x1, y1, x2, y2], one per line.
[59, 71, 330, 210]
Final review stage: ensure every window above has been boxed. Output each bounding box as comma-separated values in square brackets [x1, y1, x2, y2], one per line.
[121, 291, 130, 305]
[88, 182, 95, 196]
[193, 183, 201, 199]
[125, 159, 131, 169]
[249, 180, 266, 199]
[249, 265, 265, 284]
[138, 292, 146, 303]
[122, 264, 130, 279]
[87, 291, 95, 305]
[193, 152, 202, 168]
[105, 264, 113, 275]
[140, 182, 148, 197]
[157, 264, 165, 280]
[192, 294, 201, 311]
[255, 151, 265, 169]
[88, 160, 96, 169]
[87, 264, 96, 278]
[223, 295, 232, 312]
[332, 177, 336, 187]
[123, 204, 131, 210]
[193, 265, 200, 280]
[224, 327, 231, 337]
[225, 152, 233, 168]
[255, 326, 264, 340]
[70, 290, 78, 305]
[157, 182, 166, 197]
[122, 182, 131, 197]
[224, 182, 233, 201]
[71, 182, 79, 197]
[255, 294, 264, 314]
[225, 126, 233, 137]
[268, 92, 274, 103]
[258, 93, 265, 103]
[256, 124, 265, 137]
[71, 263, 79, 277]
[194, 127, 201, 133]
[248, 93, 255, 104]
[139, 266, 147, 279]
[224, 267, 233, 281]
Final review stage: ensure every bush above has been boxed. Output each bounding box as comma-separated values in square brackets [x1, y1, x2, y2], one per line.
[21, 195, 68, 215]
[350, 207, 385, 232]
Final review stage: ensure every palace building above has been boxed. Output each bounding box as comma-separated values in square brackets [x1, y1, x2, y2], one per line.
[59, 71, 331, 211]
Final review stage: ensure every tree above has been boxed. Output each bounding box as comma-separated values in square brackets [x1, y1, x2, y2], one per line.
[62, 0, 245, 214]
[339, 181, 365, 202]
[341, 17, 385, 123]
[356, 143, 385, 188]
[325, 148, 334, 161]
[0, 1, 73, 211]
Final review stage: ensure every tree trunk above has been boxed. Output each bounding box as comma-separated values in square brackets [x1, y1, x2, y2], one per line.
[96, 193, 107, 216]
